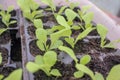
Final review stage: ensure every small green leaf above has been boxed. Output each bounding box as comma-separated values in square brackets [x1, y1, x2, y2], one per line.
[65, 37, 75, 48]
[82, 12, 94, 24]
[0, 28, 7, 35]
[76, 64, 95, 80]
[74, 71, 84, 78]
[95, 72, 104, 80]
[35, 55, 44, 65]
[36, 28, 47, 41]
[56, 15, 70, 29]
[107, 64, 120, 80]
[82, 5, 91, 14]
[58, 6, 66, 15]
[26, 62, 40, 73]
[58, 46, 78, 63]
[72, 25, 81, 30]
[5, 69, 22, 80]
[10, 20, 17, 25]
[65, 9, 78, 22]
[50, 29, 71, 46]
[80, 55, 91, 65]
[50, 40, 63, 49]
[69, 2, 79, 10]
[0, 75, 4, 80]
[0, 53, 2, 64]
[50, 69, 61, 76]
[37, 40, 45, 51]
[75, 27, 95, 43]
[7, 6, 14, 13]
[41, 0, 56, 11]
[43, 51, 57, 69]
[34, 19, 43, 29]
[97, 24, 108, 48]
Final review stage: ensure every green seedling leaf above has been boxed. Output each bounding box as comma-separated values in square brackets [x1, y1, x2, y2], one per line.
[4, 69, 22, 80]
[0, 28, 7, 35]
[29, 0, 39, 10]
[34, 19, 43, 29]
[76, 64, 95, 80]
[26, 62, 40, 73]
[48, 25, 65, 34]
[80, 55, 91, 65]
[50, 69, 61, 76]
[43, 51, 57, 69]
[35, 55, 44, 65]
[36, 28, 47, 41]
[75, 27, 95, 43]
[65, 9, 78, 22]
[97, 24, 108, 48]
[7, 6, 14, 13]
[74, 71, 84, 78]
[58, 46, 78, 63]
[41, 0, 56, 11]
[56, 15, 70, 29]
[107, 64, 120, 80]
[50, 40, 63, 49]
[82, 12, 94, 25]
[17, 0, 30, 12]
[36, 28, 47, 51]
[58, 6, 66, 15]
[65, 37, 75, 48]
[82, 5, 91, 14]
[0, 53, 2, 64]
[37, 40, 45, 51]
[69, 2, 79, 10]
[10, 20, 17, 25]
[50, 29, 71, 46]
[0, 75, 4, 80]
[72, 25, 81, 30]
[95, 72, 104, 80]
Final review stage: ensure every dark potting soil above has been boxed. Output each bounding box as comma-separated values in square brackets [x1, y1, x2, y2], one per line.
[10, 30, 22, 61]
[0, 47, 8, 66]
[0, 30, 11, 44]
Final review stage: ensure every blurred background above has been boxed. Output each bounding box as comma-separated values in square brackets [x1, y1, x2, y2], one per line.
[90, 0, 120, 23]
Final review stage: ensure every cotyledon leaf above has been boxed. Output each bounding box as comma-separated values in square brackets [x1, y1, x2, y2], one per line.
[58, 46, 78, 63]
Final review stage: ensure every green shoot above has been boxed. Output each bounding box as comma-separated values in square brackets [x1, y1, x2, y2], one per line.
[26, 51, 61, 77]
[17, 0, 43, 22]
[41, 0, 56, 12]
[4, 69, 22, 80]
[0, 6, 16, 27]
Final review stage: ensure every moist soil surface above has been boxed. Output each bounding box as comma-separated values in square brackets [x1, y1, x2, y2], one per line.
[26, 7, 120, 80]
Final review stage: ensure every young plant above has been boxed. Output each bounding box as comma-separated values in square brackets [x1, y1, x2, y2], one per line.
[26, 51, 61, 77]
[40, 0, 56, 13]
[0, 6, 17, 27]
[96, 24, 119, 48]
[58, 46, 94, 79]
[36, 27, 71, 51]
[17, 0, 43, 22]
[0, 53, 22, 80]
[0, 6, 16, 35]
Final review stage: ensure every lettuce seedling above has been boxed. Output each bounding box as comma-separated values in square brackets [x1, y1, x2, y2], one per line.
[58, 46, 95, 79]
[65, 27, 95, 48]
[36, 28, 71, 51]
[0, 6, 16, 27]
[18, 0, 43, 22]
[26, 51, 61, 77]
[4, 69, 22, 80]
[96, 24, 116, 48]
[0, 53, 22, 80]
[41, 0, 56, 12]
[0, 6, 16, 36]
